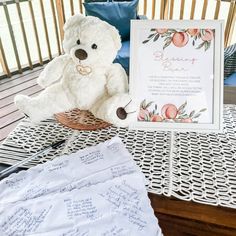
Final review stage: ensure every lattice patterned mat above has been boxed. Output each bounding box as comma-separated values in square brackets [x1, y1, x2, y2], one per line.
[0, 105, 236, 209]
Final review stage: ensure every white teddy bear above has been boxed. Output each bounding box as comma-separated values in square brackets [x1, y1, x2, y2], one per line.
[14, 14, 136, 127]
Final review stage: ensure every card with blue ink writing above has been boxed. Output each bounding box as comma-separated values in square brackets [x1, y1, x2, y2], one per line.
[0, 137, 162, 236]
[0, 137, 139, 204]
[130, 20, 224, 133]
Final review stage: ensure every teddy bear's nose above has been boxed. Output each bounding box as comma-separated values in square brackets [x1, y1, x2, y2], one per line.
[116, 107, 127, 120]
[75, 49, 88, 60]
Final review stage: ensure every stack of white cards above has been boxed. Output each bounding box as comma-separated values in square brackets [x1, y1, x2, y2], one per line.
[0, 137, 162, 236]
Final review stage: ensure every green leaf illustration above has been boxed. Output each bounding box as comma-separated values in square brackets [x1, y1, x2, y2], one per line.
[168, 29, 177, 33]
[163, 39, 171, 50]
[201, 29, 206, 36]
[144, 113, 150, 121]
[178, 101, 187, 112]
[179, 114, 188, 119]
[148, 33, 155, 38]
[189, 110, 195, 117]
[142, 40, 149, 44]
[153, 34, 160, 42]
[146, 101, 154, 108]
[161, 32, 172, 37]
[193, 114, 201, 119]
[140, 99, 146, 109]
[196, 42, 205, 49]
[164, 36, 171, 42]
[199, 108, 207, 112]
[204, 41, 211, 51]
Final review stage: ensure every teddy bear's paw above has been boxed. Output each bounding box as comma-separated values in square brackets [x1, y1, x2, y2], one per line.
[14, 95, 30, 113]
[94, 94, 137, 128]
[14, 95, 37, 122]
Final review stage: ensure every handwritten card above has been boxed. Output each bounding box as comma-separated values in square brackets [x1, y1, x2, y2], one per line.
[129, 20, 224, 132]
[0, 137, 139, 204]
[0, 137, 162, 236]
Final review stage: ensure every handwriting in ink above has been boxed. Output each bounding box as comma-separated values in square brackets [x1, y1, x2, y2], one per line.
[46, 160, 69, 172]
[99, 181, 147, 231]
[1, 205, 52, 235]
[60, 180, 93, 193]
[110, 164, 135, 178]
[61, 227, 89, 236]
[80, 151, 104, 164]
[102, 226, 125, 236]
[23, 185, 50, 200]
[64, 198, 100, 221]
[5, 176, 26, 189]
[107, 142, 120, 154]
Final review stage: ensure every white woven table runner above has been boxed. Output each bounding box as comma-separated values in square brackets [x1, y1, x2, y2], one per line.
[0, 105, 236, 209]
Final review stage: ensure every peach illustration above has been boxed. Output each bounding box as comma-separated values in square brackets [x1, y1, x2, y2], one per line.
[187, 29, 200, 36]
[156, 28, 168, 34]
[151, 115, 163, 122]
[181, 118, 192, 123]
[138, 108, 149, 121]
[161, 104, 178, 119]
[172, 32, 189, 47]
[201, 29, 214, 41]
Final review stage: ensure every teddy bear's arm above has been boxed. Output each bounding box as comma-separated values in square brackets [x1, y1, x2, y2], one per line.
[37, 54, 71, 88]
[105, 63, 128, 96]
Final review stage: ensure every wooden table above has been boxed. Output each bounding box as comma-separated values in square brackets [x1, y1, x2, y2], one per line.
[149, 193, 236, 236]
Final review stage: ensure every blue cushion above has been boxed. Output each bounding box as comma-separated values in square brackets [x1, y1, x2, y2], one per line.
[224, 72, 236, 86]
[83, 0, 139, 41]
[85, 0, 133, 2]
[224, 43, 236, 78]
[114, 40, 130, 75]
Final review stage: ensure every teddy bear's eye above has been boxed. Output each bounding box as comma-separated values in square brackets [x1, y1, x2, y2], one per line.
[91, 44, 97, 49]
[77, 39, 80, 45]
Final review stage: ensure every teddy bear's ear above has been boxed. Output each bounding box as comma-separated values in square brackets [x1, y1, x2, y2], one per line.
[107, 25, 122, 51]
[63, 14, 85, 32]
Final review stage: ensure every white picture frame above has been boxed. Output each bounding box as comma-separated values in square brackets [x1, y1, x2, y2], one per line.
[129, 20, 224, 133]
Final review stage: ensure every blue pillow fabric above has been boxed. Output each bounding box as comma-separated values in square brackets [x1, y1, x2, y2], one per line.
[224, 72, 236, 86]
[224, 43, 236, 79]
[114, 40, 130, 75]
[85, 0, 133, 2]
[83, 0, 139, 41]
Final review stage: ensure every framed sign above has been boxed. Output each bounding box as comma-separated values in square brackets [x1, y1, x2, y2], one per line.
[129, 20, 224, 132]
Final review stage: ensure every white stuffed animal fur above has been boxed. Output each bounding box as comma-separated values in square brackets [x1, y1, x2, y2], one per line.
[14, 14, 136, 127]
